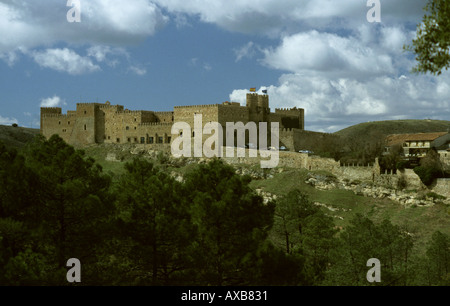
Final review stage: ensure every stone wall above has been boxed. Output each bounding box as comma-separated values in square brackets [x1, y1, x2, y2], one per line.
[432, 178, 450, 198]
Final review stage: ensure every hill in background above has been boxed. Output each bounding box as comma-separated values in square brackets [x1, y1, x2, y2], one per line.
[1, 119, 450, 153]
[0, 125, 40, 150]
[335, 119, 450, 139]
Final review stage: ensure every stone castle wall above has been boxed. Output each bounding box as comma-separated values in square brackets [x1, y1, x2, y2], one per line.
[432, 179, 450, 198]
[41, 94, 305, 148]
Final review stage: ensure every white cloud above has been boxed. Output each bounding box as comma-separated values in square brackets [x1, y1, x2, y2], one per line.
[0, 0, 168, 60]
[261, 31, 394, 77]
[0, 115, 18, 125]
[154, 0, 426, 35]
[234, 42, 257, 62]
[40, 96, 64, 107]
[32, 48, 101, 75]
[230, 72, 450, 132]
[128, 65, 147, 76]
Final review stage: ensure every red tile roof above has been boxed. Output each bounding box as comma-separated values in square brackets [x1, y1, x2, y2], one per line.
[386, 132, 448, 146]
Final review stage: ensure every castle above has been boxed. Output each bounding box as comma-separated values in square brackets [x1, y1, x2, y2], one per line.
[40, 93, 305, 149]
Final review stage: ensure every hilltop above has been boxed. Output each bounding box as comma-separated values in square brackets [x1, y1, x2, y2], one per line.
[335, 119, 450, 139]
[0, 125, 40, 150]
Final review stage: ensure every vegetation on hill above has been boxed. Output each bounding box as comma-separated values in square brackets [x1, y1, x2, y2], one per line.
[0, 125, 40, 150]
[0, 135, 449, 286]
[330, 119, 450, 165]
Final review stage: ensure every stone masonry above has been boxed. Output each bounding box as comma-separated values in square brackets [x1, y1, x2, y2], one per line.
[40, 93, 305, 149]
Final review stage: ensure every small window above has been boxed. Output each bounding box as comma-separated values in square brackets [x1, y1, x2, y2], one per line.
[116, 138, 120, 143]
[134, 118, 137, 122]
[84, 110, 87, 114]
[68, 121, 70, 125]
[127, 138, 131, 142]
[84, 124, 87, 131]
[167, 136, 171, 143]
[108, 136, 111, 140]
[59, 121, 61, 125]
[134, 137, 137, 143]
[148, 137, 154, 144]
[158, 137, 163, 143]
[134, 127, 137, 130]
[140, 137, 145, 144]
[126, 126, 129, 130]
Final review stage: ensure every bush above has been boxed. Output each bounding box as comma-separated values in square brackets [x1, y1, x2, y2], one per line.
[414, 166, 442, 186]
[11, 123, 18, 128]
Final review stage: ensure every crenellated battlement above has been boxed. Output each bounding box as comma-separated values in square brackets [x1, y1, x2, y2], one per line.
[139, 122, 173, 127]
[41, 113, 76, 118]
[174, 104, 219, 109]
[40, 92, 305, 147]
[275, 107, 303, 113]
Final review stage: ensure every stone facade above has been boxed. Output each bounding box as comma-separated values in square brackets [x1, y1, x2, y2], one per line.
[41, 94, 305, 148]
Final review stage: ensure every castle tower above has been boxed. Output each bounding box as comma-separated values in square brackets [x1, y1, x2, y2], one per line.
[246, 93, 269, 123]
[40, 107, 62, 134]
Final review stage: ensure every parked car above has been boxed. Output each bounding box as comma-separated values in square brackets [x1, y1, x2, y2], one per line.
[298, 150, 314, 154]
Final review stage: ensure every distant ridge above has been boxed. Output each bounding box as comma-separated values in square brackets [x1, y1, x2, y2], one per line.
[0, 125, 40, 150]
[335, 119, 450, 140]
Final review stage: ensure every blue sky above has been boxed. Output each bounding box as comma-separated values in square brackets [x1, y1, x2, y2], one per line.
[1, 0, 449, 132]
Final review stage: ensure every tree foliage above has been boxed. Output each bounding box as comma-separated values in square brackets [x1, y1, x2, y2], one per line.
[404, 0, 450, 75]
[0, 136, 448, 286]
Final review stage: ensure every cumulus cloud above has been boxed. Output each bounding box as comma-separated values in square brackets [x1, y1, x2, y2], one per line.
[154, 0, 425, 35]
[40, 96, 65, 107]
[0, 115, 18, 125]
[0, 0, 168, 69]
[230, 73, 450, 132]
[32, 48, 101, 75]
[261, 31, 395, 77]
[0, 0, 168, 54]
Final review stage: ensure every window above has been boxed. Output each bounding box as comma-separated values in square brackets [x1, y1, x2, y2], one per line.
[127, 138, 131, 142]
[116, 138, 120, 143]
[140, 137, 145, 144]
[68, 121, 70, 125]
[149, 137, 154, 144]
[84, 110, 87, 114]
[108, 136, 111, 140]
[167, 136, 171, 143]
[59, 121, 61, 125]
[84, 124, 87, 131]
[126, 126, 129, 130]
[134, 137, 137, 143]
[158, 137, 163, 143]
[134, 127, 137, 130]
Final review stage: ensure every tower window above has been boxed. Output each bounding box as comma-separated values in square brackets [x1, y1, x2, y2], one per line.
[84, 124, 87, 131]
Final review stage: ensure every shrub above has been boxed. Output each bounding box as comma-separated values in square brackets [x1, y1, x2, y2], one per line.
[12, 123, 18, 128]
[414, 166, 442, 186]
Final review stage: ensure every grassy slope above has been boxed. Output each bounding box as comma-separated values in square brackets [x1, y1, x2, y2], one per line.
[0, 125, 40, 150]
[1, 122, 448, 255]
[249, 168, 450, 255]
[335, 119, 450, 139]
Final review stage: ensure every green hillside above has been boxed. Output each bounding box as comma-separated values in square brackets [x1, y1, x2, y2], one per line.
[335, 119, 450, 139]
[0, 124, 40, 150]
